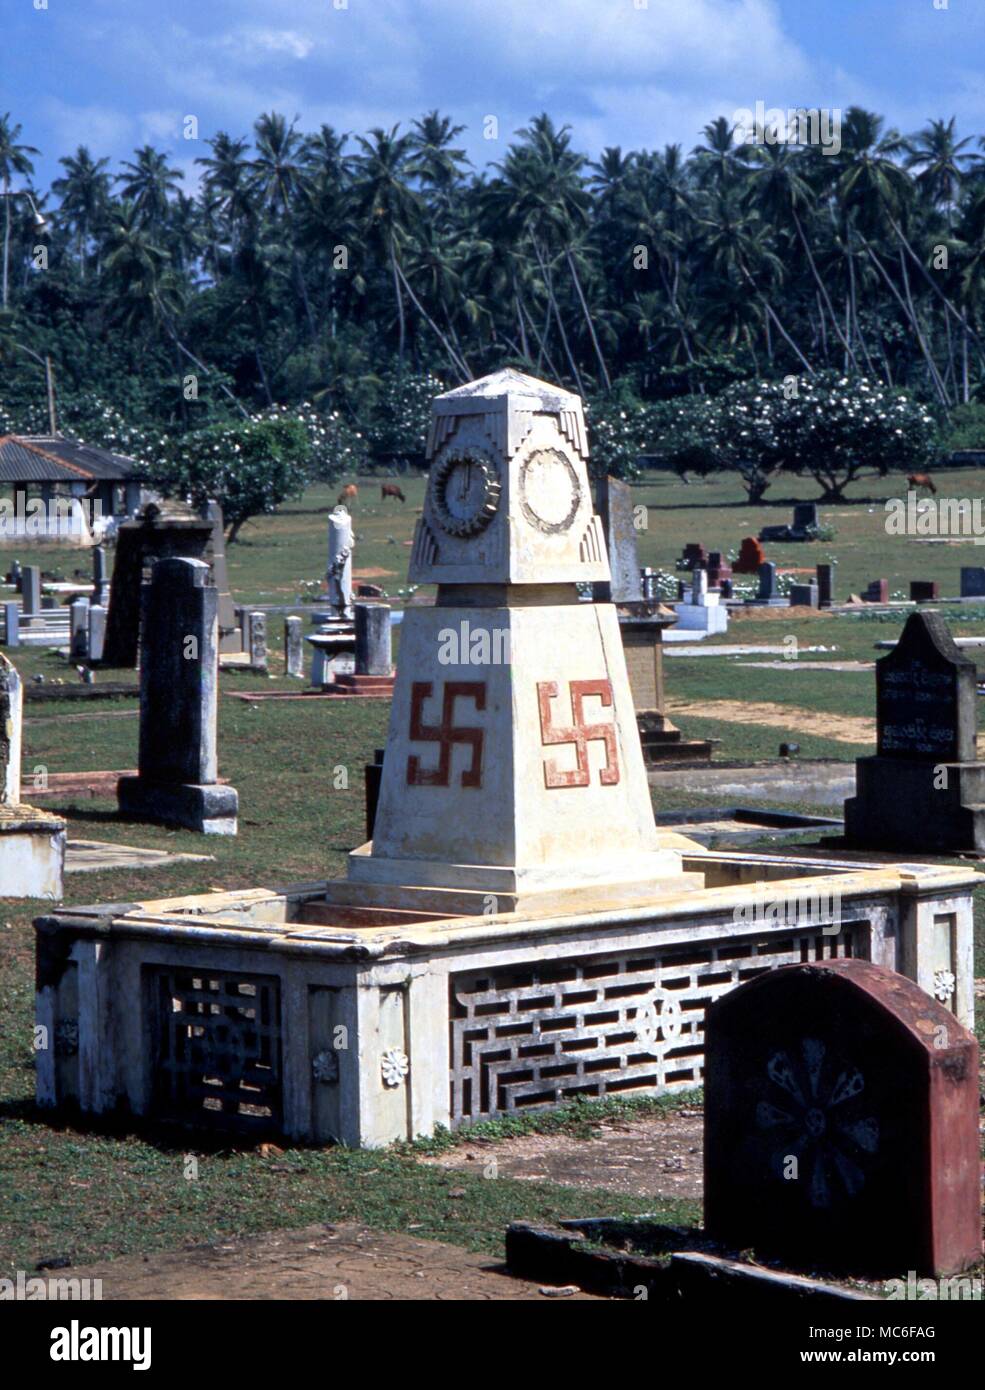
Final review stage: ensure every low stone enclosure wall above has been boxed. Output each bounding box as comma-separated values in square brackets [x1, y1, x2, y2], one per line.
[35, 848, 976, 1149]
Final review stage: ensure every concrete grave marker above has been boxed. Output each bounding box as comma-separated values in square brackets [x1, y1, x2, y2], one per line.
[118, 557, 238, 834]
[592, 475, 641, 603]
[0, 653, 65, 896]
[327, 368, 686, 915]
[21, 566, 41, 616]
[284, 616, 304, 678]
[704, 959, 981, 1277]
[845, 611, 985, 853]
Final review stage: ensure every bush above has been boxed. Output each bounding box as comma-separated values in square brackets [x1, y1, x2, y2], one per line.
[153, 414, 311, 542]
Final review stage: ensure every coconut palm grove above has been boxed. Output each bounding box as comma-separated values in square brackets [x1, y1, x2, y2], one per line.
[1, 106, 984, 509]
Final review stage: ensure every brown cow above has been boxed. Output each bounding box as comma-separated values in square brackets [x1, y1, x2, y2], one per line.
[337, 483, 358, 507]
[381, 482, 406, 503]
[906, 473, 937, 495]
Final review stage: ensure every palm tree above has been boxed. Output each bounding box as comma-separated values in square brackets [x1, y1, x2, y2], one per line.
[196, 132, 255, 269]
[117, 146, 183, 231]
[0, 113, 40, 309]
[348, 125, 422, 361]
[102, 201, 246, 416]
[52, 146, 110, 282]
[410, 111, 469, 223]
[252, 112, 318, 340]
[905, 117, 974, 227]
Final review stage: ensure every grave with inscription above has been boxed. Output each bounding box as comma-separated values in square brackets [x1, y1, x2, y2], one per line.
[704, 959, 981, 1276]
[844, 610, 985, 852]
[34, 372, 981, 1149]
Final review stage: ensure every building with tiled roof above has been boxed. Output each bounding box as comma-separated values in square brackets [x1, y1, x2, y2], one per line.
[0, 435, 148, 544]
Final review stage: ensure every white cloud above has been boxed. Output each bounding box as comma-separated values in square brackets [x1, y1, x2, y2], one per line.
[221, 28, 316, 64]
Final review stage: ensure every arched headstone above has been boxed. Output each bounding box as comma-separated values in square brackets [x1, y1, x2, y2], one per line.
[704, 959, 981, 1277]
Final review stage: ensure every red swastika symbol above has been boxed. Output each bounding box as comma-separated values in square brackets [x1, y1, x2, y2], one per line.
[537, 679, 620, 789]
[407, 680, 486, 788]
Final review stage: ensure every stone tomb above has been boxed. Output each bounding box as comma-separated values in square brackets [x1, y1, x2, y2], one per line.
[34, 371, 982, 1147]
[704, 959, 980, 1277]
[845, 610, 985, 853]
[0, 654, 66, 897]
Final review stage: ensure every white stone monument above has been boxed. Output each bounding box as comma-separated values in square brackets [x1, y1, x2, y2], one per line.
[325, 369, 696, 916]
[0, 653, 65, 897]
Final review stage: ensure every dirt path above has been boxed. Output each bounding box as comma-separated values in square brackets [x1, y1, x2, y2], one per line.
[665, 697, 875, 744]
[420, 1109, 703, 1201]
[65, 1223, 602, 1301]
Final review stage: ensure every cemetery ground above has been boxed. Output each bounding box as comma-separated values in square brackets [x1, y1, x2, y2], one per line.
[2, 470, 984, 1297]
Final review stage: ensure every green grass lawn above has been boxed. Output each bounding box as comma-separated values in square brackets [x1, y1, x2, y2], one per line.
[1, 468, 983, 1277]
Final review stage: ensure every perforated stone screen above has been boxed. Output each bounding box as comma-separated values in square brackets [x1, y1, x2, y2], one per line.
[149, 967, 282, 1132]
[449, 926, 864, 1125]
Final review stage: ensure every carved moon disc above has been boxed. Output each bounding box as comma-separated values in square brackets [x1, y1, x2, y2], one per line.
[431, 448, 502, 537]
[519, 448, 582, 534]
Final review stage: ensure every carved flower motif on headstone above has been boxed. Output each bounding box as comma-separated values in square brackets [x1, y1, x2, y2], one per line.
[312, 1050, 340, 1085]
[755, 1038, 880, 1209]
[54, 1019, 79, 1057]
[380, 1047, 410, 1089]
[932, 970, 955, 1004]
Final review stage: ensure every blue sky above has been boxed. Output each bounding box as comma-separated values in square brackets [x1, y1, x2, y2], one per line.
[4, 0, 985, 194]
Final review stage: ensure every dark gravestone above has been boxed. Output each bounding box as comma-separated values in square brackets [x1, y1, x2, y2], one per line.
[592, 475, 641, 603]
[102, 502, 213, 667]
[864, 578, 889, 604]
[756, 561, 778, 601]
[816, 564, 833, 607]
[793, 501, 819, 532]
[706, 551, 731, 588]
[959, 566, 985, 598]
[845, 611, 984, 850]
[876, 611, 975, 763]
[21, 566, 41, 617]
[704, 959, 981, 1277]
[909, 579, 939, 603]
[789, 582, 818, 608]
[117, 558, 238, 834]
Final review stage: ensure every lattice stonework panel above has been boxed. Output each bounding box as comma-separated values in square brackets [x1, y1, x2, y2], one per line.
[149, 967, 282, 1132]
[449, 927, 863, 1125]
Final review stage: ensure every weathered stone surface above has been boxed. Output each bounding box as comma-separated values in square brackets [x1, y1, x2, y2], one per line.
[704, 959, 981, 1277]
[327, 508, 354, 619]
[592, 475, 641, 603]
[21, 566, 41, 616]
[102, 502, 212, 667]
[876, 610, 976, 763]
[284, 615, 303, 678]
[0, 652, 22, 804]
[845, 612, 985, 852]
[0, 653, 66, 896]
[247, 610, 267, 672]
[354, 603, 392, 676]
[117, 556, 237, 834]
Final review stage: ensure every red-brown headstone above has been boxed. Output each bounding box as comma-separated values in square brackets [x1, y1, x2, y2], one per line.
[704, 959, 980, 1277]
[734, 536, 765, 574]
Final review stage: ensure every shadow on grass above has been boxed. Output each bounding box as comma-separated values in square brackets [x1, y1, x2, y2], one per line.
[0, 1094, 299, 1156]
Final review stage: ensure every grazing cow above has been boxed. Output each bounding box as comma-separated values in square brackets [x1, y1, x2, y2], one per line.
[337, 483, 358, 507]
[381, 482, 406, 503]
[907, 473, 937, 495]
